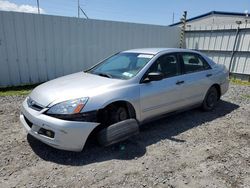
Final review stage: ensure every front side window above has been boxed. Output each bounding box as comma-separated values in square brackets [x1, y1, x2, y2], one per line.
[148, 54, 180, 78]
[87, 52, 154, 79]
[180, 53, 211, 74]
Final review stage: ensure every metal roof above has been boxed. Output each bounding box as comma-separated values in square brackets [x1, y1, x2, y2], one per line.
[169, 11, 249, 26]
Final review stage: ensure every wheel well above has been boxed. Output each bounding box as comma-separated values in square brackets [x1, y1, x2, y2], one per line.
[97, 101, 136, 124]
[211, 84, 221, 100]
[86, 101, 137, 142]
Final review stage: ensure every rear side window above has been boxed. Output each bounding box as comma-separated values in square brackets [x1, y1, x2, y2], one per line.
[180, 53, 211, 74]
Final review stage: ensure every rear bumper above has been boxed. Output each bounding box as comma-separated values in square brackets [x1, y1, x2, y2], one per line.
[220, 78, 229, 96]
[20, 98, 99, 152]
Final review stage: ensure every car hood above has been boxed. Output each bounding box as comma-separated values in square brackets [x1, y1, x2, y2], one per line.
[29, 72, 124, 107]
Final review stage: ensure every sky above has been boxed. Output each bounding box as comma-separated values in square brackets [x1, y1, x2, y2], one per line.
[0, 0, 250, 25]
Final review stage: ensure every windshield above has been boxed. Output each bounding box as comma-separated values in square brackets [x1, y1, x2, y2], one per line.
[87, 52, 154, 80]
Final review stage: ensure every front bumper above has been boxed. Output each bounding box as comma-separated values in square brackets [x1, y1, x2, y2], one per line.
[20, 98, 100, 152]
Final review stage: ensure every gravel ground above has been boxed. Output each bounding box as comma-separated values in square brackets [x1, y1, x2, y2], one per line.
[0, 84, 249, 188]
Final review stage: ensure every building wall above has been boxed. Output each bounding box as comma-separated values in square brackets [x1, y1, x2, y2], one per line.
[0, 11, 180, 87]
[185, 27, 250, 77]
[186, 15, 250, 28]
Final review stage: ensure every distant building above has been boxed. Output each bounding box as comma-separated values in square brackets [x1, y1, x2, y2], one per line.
[170, 11, 250, 28]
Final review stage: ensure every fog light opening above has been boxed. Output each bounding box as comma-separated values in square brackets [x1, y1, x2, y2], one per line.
[38, 128, 55, 138]
[46, 130, 52, 137]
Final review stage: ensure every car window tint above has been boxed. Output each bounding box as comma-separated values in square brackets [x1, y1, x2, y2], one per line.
[99, 56, 130, 71]
[181, 53, 210, 74]
[136, 58, 150, 68]
[149, 54, 179, 78]
[88, 52, 154, 80]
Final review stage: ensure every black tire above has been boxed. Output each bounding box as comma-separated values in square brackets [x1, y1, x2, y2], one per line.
[109, 106, 129, 124]
[202, 86, 219, 111]
[97, 119, 139, 146]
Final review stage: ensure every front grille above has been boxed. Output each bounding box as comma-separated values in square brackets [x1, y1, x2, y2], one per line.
[24, 116, 33, 128]
[27, 97, 44, 111]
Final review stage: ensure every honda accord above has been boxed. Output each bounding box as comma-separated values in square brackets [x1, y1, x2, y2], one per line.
[20, 48, 229, 151]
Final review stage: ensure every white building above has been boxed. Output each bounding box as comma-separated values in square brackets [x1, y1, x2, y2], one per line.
[170, 11, 250, 28]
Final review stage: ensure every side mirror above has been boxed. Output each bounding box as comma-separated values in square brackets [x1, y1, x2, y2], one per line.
[143, 72, 163, 83]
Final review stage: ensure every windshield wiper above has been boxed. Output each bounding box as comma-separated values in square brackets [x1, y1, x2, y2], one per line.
[97, 73, 113, 78]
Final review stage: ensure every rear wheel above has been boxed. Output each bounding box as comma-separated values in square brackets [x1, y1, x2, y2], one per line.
[202, 86, 218, 111]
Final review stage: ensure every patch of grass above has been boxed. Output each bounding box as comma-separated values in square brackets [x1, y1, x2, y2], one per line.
[230, 79, 250, 86]
[0, 84, 38, 96]
[242, 95, 250, 99]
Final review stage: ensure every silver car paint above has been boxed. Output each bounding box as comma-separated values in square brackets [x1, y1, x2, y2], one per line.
[20, 98, 99, 151]
[20, 48, 229, 151]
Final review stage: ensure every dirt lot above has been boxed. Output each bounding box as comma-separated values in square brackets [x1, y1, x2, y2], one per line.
[0, 84, 249, 188]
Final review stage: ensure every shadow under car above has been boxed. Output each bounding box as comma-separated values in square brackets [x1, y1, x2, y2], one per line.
[27, 100, 239, 166]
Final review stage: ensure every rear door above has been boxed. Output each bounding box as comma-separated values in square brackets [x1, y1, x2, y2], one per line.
[177, 52, 214, 107]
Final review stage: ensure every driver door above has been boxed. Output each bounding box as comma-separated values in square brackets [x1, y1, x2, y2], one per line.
[139, 53, 184, 121]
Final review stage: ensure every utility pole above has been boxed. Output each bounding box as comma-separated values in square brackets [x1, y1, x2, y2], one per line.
[179, 11, 187, 48]
[36, 0, 40, 14]
[78, 0, 80, 18]
[172, 12, 175, 24]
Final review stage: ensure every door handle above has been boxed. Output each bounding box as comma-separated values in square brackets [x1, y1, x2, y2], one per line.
[206, 74, 212, 77]
[176, 80, 184, 85]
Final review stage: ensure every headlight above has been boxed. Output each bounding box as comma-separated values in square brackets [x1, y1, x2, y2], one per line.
[46, 97, 88, 115]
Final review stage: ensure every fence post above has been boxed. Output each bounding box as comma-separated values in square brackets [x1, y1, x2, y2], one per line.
[179, 11, 187, 48]
[228, 27, 240, 74]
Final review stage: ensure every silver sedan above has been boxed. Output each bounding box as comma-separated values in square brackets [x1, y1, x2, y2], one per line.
[20, 48, 229, 151]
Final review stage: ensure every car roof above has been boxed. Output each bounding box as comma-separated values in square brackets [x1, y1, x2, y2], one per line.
[123, 48, 198, 55]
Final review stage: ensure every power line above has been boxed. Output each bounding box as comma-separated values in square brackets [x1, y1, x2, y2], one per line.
[36, 0, 40, 14]
[35, 0, 180, 25]
[79, 6, 89, 19]
[78, 0, 89, 19]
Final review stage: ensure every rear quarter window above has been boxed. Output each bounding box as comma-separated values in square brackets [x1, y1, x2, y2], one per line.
[181, 53, 211, 74]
